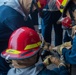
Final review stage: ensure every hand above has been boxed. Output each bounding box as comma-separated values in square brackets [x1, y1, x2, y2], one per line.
[49, 45, 55, 51]
[49, 46, 64, 54]
[50, 56, 66, 68]
[43, 55, 52, 66]
[43, 55, 66, 67]
[51, 47, 58, 51]
[43, 55, 60, 66]
[57, 17, 64, 24]
[49, 41, 72, 54]
[65, 47, 71, 49]
[57, 20, 62, 24]
[63, 41, 71, 47]
[49, 56, 61, 66]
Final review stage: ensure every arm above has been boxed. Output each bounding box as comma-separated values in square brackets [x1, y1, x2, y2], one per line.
[53, 66, 70, 75]
[62, 35, 76, 64]
[31, 9, 39, 32]
[4, 15, 34, 31]
[43, 56, 70, 75]
[3, 15, 27, 31]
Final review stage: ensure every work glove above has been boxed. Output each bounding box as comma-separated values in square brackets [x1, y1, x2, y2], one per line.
[43, 55, 66, 67]
[41, 42, 52, 61]
[43, 55, 52, 66]
[51, 41, 72, 54]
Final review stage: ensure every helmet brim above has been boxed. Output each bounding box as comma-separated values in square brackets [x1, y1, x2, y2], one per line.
[1, 47, 40, 60]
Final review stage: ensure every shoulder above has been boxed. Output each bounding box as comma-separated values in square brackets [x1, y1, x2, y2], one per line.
[7, 68, 15, 75]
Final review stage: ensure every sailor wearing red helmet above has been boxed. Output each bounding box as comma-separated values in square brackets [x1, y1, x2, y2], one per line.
[1, 27, 70, 75]
[60, 0, 76, 42]
[52, 0, 76, 74]
[0, 0, 48, 74]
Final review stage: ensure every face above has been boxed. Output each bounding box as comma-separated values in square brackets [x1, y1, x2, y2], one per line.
[19, 0, 36, 16]
[12, 54, 38, 68]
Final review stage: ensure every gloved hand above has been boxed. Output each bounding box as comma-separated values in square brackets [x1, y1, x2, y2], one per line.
[49, 56, 61, 66]
[62, 41, 72, 47]
[51, 41, 72, 54]
[43, 55, 52, 66]
[58, 41, 72, 54]
[43, 55, 66, 67]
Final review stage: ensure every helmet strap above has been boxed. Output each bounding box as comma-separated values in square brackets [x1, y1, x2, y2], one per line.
[36, 52, 40, 63]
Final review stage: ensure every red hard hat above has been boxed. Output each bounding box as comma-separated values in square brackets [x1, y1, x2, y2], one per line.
[62, 17, 72, 28]
[1, 27, 41, 60]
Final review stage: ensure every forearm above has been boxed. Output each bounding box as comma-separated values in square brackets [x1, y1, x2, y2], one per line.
[53, 65, 70, 75]
[62, 35, 76, 64]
